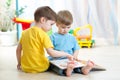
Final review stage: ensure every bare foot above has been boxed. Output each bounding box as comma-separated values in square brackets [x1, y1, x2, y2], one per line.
[81, 60, 94, 75]
[66, 61, 75, 77]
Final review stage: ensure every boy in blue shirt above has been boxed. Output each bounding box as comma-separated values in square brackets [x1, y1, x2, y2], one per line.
[49, 10, 94, 77]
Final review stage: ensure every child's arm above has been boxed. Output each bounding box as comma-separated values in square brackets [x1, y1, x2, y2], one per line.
[73, 50, 79, 60]
[16, 43, 22, 70]
[46, 48, 73, 60]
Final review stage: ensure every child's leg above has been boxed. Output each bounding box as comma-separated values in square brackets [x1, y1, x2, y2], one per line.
[81, 60, 94, 75]
[66, 61, 75, 77]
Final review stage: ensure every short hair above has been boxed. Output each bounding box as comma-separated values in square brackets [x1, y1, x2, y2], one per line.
[57, 10, 73, 26]
[34, 6, 57, 22]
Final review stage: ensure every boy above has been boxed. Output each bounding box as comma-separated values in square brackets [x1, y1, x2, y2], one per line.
[49, 10, 94, 77]
[16, 6, 73, 73]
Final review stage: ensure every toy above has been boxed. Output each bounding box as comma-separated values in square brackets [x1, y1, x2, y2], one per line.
[13, 17, 34, 30]
[47, 29, 53, 36]
[73, 24, 95, 48]
[69, 29, 74, 34]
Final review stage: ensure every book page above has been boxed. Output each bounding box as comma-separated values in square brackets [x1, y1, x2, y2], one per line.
[50, 59, 85, 69]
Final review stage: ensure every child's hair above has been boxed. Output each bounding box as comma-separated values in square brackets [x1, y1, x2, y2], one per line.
[57, 10, 73, 26]
[34, 6, 57, 22]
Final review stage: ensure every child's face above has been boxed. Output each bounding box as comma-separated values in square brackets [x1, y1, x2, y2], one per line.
[57, 24, 71, 35]
[41, 19, 55, 32]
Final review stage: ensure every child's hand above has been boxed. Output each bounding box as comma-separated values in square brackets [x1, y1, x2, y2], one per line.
[73, 55, 78, 60]
[17, 64, 21, 70]
[67, 54, 74, 61]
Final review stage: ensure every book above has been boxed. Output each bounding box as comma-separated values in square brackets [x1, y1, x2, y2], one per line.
[50, 59, 106, 71]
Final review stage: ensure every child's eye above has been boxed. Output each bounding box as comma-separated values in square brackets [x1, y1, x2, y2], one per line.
[62, 27, 66, 29]
[67, 27, 70, 29]
[51, 24, 53, 26]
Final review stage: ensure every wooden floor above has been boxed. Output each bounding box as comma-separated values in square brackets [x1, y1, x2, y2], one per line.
[0, 45, 120, 80]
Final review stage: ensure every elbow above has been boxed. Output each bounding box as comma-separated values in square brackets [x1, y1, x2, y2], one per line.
[16, 48, 19, 54]
[16, 44, 22, 55]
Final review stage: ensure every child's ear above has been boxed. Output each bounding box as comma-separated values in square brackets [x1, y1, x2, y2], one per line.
[40, 17, 46, 23]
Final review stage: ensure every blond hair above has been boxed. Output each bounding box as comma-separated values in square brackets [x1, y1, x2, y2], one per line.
[57, 10, 73, 25]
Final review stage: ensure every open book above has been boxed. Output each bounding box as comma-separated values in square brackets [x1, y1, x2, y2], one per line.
[50, 59, 106, 71]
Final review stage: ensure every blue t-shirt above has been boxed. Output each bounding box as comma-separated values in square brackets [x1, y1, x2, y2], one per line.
[49, 32, 80, 60]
